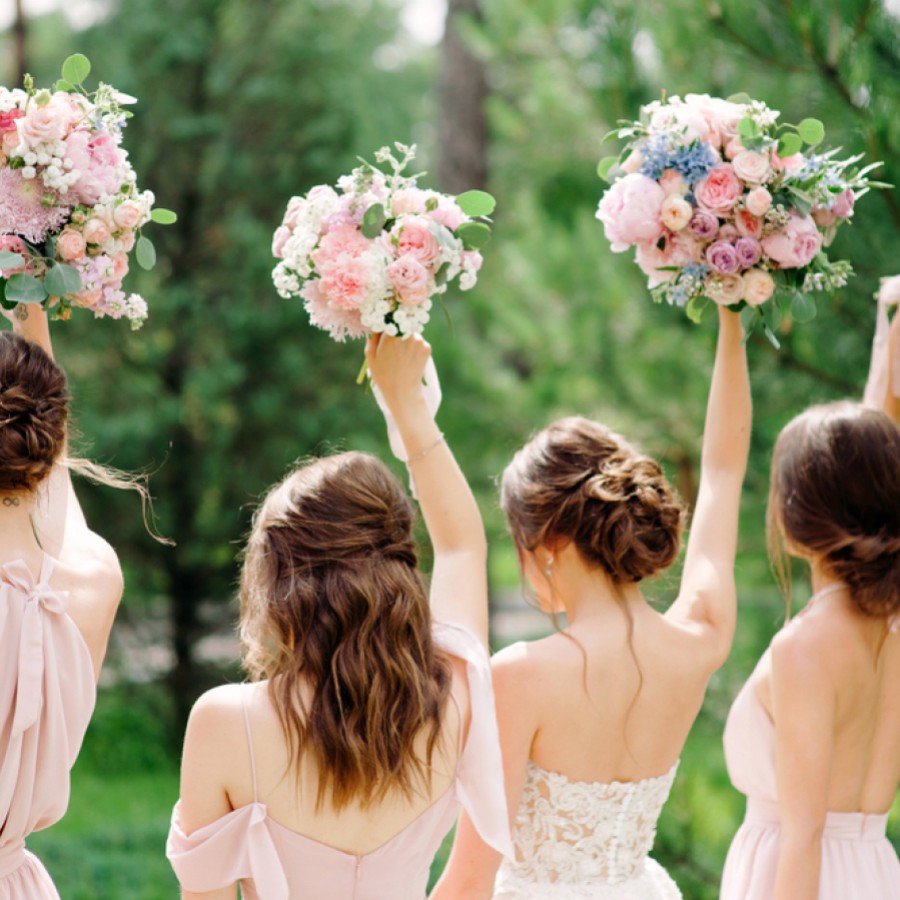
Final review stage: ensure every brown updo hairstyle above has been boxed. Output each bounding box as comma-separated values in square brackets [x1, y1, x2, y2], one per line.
[768, 401, 900, 619]
[500, 417, 684, 583]
[240, 452, 452, 811]
[0, 332, 68, 494]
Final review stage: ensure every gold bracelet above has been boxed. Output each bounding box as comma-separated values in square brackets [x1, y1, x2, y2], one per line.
[406, 432, 445, 465]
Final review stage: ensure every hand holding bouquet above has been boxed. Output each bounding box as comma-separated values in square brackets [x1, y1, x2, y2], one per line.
[596, 93, 885, 345]
[0, 54, 175, 329]
[272, 143, 495, 354]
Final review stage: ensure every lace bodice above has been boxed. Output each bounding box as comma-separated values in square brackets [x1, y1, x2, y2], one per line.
[501, 760, 678, 887]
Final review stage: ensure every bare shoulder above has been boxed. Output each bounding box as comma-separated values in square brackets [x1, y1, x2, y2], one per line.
[58, 529, 124, 597]
[185, 683, 254, 752]
[770, 610, 844, 688]
[491, 636, 573, 702]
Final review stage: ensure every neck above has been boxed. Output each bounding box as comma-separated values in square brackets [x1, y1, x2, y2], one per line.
[0, 493, 39, 556]
[809, 557, 842, 595]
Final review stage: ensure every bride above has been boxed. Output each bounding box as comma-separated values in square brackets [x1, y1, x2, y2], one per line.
[432, 307, 750, 898]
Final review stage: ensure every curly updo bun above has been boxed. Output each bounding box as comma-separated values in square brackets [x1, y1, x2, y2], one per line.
[0, 332, 68, 495]
[501, 417, 684, 583]
[769, 401, 900, 619]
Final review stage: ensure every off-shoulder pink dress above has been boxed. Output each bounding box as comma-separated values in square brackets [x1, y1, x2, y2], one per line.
[167, 621, 513, 899]
[721, 586, 900, 898]
[0, 556, 96, 899]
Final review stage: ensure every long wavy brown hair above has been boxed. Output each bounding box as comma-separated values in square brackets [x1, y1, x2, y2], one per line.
[240, 451, 453, 811]
[768, 401, 900, 619]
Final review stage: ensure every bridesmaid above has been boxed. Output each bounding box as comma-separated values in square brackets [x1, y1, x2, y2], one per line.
[166, 334, 511, 899]
[721, 288, 900, 899]
[0, 307, 124, 897]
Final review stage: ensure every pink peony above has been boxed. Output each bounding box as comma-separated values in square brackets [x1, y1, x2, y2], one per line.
[386, 253, 432, 305]
[761, 213, 822, 268]
[635, 233, 702, 288]
[706, 240, 740, 275]
[65, 130, 126, 205]
[0, 169, 71, 243]
[312, 225, 370, 270]
[301, 278, 364, 342]
[57, 228, 87, 261]
[392, 217, 443, 272]
[597, 174, 666, 252]
[742, 268, 775, 306]
[694, 164, 743, 214]
[319, 256, 373, 309]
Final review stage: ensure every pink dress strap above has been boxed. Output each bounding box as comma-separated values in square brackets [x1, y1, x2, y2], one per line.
[433, 621, 514, 858]
[166, 685, 290, 900]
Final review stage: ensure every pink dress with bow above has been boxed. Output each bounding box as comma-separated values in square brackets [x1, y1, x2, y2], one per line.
[167, 621, 513, 900]
[0, 555, 96, 899]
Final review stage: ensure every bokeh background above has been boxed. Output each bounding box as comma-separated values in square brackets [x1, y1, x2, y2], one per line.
[2, 0, 899, 896]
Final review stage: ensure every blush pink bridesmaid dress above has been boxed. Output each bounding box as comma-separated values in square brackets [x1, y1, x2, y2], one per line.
[166, 621, 512, 900]
[721, 587, 900, 899]
[0, 556, 96, 899]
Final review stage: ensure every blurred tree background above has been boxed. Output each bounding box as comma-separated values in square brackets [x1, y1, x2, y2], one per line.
[2, 0, 898, 896]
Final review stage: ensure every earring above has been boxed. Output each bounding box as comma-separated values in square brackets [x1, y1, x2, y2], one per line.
[544, 555, 554, 580]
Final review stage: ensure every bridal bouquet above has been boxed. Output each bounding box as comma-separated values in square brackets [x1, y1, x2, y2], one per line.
[272, 143, 495, 345]
[0, 54, 176, 329]
[596, 93, 883, 344]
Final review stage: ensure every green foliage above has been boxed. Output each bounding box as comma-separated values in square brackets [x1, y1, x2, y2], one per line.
[61, 52, 91, 85]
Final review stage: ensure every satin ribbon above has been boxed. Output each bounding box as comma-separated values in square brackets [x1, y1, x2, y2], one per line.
[370, 356, 442, 496]
[862, 276, 900, 409]
[1, 559, 68, 739]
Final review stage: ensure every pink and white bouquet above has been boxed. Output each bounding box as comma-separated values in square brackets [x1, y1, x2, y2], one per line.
[0, 54, 176, 329]
[272, 142, 495, 346]
[596, 93, 884, 344]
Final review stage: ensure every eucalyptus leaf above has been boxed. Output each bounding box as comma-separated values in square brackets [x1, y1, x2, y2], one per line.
[790, 291, 817, 323]
[596, 156, 618, 182]
[455, 190, 496, 217]
[761, 297, 782, 333]
[136, 236, 157, 270]
[797, 118, 825, 146]
[454, 221, 492, 251]
[685, 295, 707, 324]
[61, 53, 91, 86]
[360, 203, 386, 239]
[738, 117, 757, 140]
[5, 274, 48, 305]
[740, 304, 758, 335]
[43, 264, 83, 298]
[777, 133, 803, 157]
[0, 251, 25, 270]
[150, 207, 179, 225]
[54, 79, 76, 93]
[762, 325, 781, 349]
[726, 92, 753, 104]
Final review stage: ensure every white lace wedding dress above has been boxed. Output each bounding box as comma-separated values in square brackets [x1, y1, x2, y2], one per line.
[493, 760, 681, 898]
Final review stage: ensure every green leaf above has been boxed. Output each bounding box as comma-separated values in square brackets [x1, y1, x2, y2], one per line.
[5, 274, 48, 305]
[455, 190, 496, 217]
[454, 221, 492, 251]
[762, 324, 781, 349]
[738, 117, 757, 140]
[740, 304, 758, 335]
[685, 295, 707, 324]
[596, 156, 618, 182]
[0, 251, 25, 270]
[790, 291, 817, 323]
[777, 133, 803, 157]
[726, 92, 753, 104]
[136, 236, 157, 270]
[54, 79, 76, 93]
[150, 207, 178, 225]
[360, 203, 386, 239]
[61, 53, 91, 86]
[43, 264, 82, 298]
[797, 118, 825, 146]
[761, 297, 782, 333]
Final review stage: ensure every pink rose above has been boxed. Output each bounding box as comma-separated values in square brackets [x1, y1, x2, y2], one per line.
[706, 274, 745, 305]
[660, 195, 693, 232]
[113, 201, 143, 230]
[742, 268, 775, 306]
[734, 208, 763, 239]
[65, 131, 126, 205]
[770, 149, 804, 173]
[745, 187, 771, 217]
[83, 217, 111, 245]
[731, 150, 771, 185]
[57, 228, 87, 261]
[635, 233, 702, 288]
[658, 169, 689, 196]
[75, 288, 103, 309]
[272, 225, 290, 258]
[119, 231, 136, 252]
[386, 253, 432, 305]
[390, 189, 427, 216]
[0, 109, 23, 135]
[0, 235, 28, 274]
[320, 256, 373, 310]
[110, 252, 129, 282]
[734, 236, 762, 268]
[392, 217, 443, 272]
[684, 94, 745, 146]
[761, 213, 822, 268]
[695, 164, 742, 214]
[596, 173, 666, 252]
[428, 198, 466, 232]
[833, 189, 855, 219]
[1, 130, 19, 155]
[16, 99, 70, 147]
[688, 208, 719, 241]
[724, 138, 743, 161]
[706, 240, 740, 275]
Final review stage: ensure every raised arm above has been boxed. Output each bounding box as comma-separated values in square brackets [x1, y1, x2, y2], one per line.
[365, 334, 488, 644]
[665, 307, 751, 666]
[862, 277, 900, 421]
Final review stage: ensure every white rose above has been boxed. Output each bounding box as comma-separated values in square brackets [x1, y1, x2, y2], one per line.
[731, 150, 772, 185]
[742, 268, 775, 306]
[706, 274, 745, 305]
[660, 195, 693, 232]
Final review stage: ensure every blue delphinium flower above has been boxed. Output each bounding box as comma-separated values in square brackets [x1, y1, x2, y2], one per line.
[671, 142, 719, 187]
